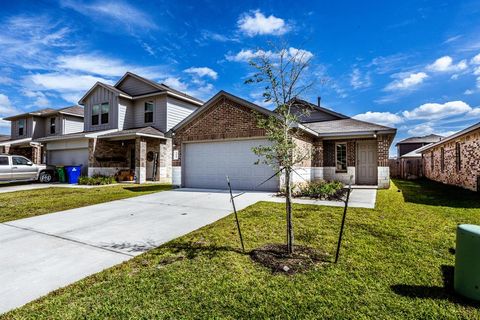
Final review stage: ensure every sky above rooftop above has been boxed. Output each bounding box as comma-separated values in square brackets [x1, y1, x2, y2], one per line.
[0, 0, 479, 156]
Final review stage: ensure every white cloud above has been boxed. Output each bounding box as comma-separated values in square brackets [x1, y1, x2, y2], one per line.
[60, 0, 157, 30]
[427, 56, 468, 72]
[57, 55, 128, 77]
[470, 53, 480, 65]
[23, 90, 50, 107]
[184, 67, 218, 80]
[469, 108, 480, 116]
[0, 93, 20, 116]
[464, 89, 475, 95]
[384, 72, 428, 91]
[237, 10, 290, 36]
[225, 47, 313, 63]
[353, 111, 403, 127]
[162, 77, 188, 92]
[225, 49, 274, 62]
[350, 68, 371, 89]
[402, 101, 472, 120]
[407, 123, 435, 136]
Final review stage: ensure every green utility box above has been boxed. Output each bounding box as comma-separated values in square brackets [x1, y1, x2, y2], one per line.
[454, 224, 480, 301]
[56, 167, 66, 183]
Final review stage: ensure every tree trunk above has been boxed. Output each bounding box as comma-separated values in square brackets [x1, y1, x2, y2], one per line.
[285, 166, 294, 255]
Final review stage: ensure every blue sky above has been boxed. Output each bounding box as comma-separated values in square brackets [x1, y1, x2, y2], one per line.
[0, 0, 480, 156]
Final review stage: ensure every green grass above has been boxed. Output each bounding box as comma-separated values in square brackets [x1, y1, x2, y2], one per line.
[3, 179, 480, 319]
[0, 184, 171, 223]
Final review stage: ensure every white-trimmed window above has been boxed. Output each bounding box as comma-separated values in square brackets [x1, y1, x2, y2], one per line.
[145, 101, 154, 123]
[335, 142, 347, 172]
[92, 102, 109, 125]
[50, 117, 56, 134]
[18, 119, 25, 136]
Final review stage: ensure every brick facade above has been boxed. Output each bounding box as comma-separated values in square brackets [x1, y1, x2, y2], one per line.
[172, 95, 394, 188]
[423, 127, 480, 191]
[173, 96, 267, 167]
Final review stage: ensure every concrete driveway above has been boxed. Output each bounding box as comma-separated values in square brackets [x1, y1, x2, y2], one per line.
[0, 188, 273, 314]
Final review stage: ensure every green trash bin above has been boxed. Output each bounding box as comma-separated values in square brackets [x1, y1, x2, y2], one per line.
[454, 224, 480, 301]
[56, 167, 66, 183]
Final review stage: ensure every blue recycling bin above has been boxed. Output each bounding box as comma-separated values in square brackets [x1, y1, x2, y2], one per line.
[64, 165, 82, 184]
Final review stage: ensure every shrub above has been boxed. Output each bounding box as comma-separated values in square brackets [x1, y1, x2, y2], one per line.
[78, 175, 117, 186]
[284, 180, 346, 200]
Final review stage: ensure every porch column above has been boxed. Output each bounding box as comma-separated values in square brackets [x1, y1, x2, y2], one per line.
[377, 135, 391, 189]
[313, 140, 324, 180]
[31, 145, 42, 164]
[135, 137, 147, 184]
[88, 138, 96, 177]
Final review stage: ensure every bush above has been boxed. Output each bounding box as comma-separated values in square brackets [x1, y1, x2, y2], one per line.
[78, 175, 117, 186]
[284, 180, 346, 200]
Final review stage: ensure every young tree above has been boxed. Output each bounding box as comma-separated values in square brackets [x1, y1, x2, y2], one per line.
[245, 45, 317, 255]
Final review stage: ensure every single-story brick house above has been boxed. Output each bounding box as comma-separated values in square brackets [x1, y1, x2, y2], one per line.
[421, 121, 480, 191]
[170, 91, 396, 191]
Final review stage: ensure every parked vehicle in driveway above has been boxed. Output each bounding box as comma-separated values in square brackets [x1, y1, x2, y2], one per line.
[0, 154, 55, 183]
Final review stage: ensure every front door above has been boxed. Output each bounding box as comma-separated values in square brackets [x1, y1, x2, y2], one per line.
[357, 141, 377, 185]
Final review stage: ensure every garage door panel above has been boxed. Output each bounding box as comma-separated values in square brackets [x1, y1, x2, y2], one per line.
[184, 139, 279, 191]
[48, 148, 89, 175]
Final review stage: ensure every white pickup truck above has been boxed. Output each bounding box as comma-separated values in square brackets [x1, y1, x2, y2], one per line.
[0, 154, 55, 183]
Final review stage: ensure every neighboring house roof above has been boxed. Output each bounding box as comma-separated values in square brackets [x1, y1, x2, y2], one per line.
[0, 135, 10, 142]
[395, 134, 443, 146]
[401, 147, 424, 158]
[420, 121, 480, 153]
[97, 126, 165, 139]
[35, 129, 119, 143]
[3, 105, 84, 121]
[0, 137, 33, 147]
[303, 118, 396, 137]
[115, 72, 204, 104]
[78, 72, 204, 106]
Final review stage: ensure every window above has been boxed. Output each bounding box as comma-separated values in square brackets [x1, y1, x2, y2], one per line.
[0, 156, 8, 166]
[50, 117, 56, 134]
[145, 101, 154, 123]
[431, 152, 434, 171]
[18, 119, 25, 136]
[440, 147, 445, 172]
[101, 102, 109, 124]
[92, 104, 100, 125]
[455, 142, 461, 172]
[335, 143, 347, 172]
[12, 156, 29, 166]
[92, 102, 109, 125]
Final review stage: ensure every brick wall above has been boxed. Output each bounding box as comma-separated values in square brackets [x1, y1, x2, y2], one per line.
[423, 128, 480, 191]
[173, 96, 267, 166]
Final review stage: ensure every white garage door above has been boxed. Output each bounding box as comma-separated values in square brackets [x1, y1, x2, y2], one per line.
[184, 139, 279, 191]
[48, 148, 89, 175]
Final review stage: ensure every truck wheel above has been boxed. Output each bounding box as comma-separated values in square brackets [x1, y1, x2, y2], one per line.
[39, 171, 53, 183]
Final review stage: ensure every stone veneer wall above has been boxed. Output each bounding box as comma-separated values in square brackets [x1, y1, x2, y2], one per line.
[423, 127, 480, 191]
[7, 145, 42, 164]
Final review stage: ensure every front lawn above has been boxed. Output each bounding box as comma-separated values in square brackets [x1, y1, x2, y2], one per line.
[3, 179, 480, 319]
[0, 184, 171, 223]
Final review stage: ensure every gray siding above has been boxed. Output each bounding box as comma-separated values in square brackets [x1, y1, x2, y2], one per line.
[84, 86, 119, 132]
[43, 116, 60, 136]
[130, 96, 167, 131]
[118, 97, 134, 130]
[10, 117, 34, 139]
[63, 116, 84, 134]
[116, 76, 158, 96]
[166, 97, 197, 131]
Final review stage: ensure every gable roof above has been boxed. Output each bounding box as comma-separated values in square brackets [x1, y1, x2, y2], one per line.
[290, 98, 349, 122]
[115, 72, 203, 104]
[303, 118, 396, 137]
[420, 121, 480, 153]
[396, 134, 443, 146]
[3, 105, 84, 121]
[78, 82, 133, 105]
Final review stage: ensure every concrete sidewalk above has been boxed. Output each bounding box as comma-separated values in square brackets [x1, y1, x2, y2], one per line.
[0, 188, 273, 314]
[0, 182, 119, 194]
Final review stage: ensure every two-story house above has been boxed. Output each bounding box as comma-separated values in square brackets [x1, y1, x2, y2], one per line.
[395, 134, 443, 157]
[37, 72, 203, 183]
[0, 106, 84, 164]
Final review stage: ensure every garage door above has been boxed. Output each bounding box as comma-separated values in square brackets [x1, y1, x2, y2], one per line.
[184, 139, 279, 191]
[48, 148, 89, 175]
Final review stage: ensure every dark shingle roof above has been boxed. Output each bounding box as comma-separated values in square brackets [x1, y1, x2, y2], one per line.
[98, 126, 165, 139]
[396, 134, 443, 145]
[304, 118, 395, 136]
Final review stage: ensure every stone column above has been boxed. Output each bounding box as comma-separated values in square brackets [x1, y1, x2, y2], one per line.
[88, 138, 97, 177]
[31, 145, 42, 164]
[312, 139, 324, 180]
[135, 137, 147, 184]
[159, 138, 172, 183]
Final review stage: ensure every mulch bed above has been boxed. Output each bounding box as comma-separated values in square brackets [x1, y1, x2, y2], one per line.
[250, 243, 330, 275]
